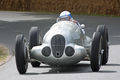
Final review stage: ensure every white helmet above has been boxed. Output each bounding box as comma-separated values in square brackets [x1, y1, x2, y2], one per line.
[59, 11, 73, 19]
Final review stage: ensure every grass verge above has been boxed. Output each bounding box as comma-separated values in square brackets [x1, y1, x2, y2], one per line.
[0, 45, 10, 65]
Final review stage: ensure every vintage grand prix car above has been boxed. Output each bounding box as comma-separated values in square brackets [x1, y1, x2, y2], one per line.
[15, 20, 109, 74]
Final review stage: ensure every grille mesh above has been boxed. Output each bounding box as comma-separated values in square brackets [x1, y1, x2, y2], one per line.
[51, 35, 65, 58]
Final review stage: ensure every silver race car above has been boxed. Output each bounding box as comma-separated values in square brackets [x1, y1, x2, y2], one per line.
[15, 20, 109, 74]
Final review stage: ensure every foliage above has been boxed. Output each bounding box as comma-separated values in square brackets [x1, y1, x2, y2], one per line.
[0, 0, 120, 16]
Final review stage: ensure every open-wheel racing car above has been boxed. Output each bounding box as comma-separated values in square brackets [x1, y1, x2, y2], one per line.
[15, 20, 109, 74]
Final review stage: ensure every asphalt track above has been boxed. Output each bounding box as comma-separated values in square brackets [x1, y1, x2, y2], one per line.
[0, 11, 120, 80]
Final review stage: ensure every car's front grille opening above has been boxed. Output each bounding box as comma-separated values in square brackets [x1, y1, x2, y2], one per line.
[51, 34, 65, 58]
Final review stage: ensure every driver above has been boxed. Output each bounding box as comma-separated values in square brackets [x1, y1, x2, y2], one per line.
[57, 11, 85, 34]
[57, 11, 80, 26]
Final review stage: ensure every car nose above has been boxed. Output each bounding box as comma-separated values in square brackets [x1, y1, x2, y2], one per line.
[51, 34, 65, 58]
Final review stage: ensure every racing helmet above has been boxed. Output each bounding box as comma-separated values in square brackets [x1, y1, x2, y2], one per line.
[59, 11, 73, 19]
[57, 11, 73, 22]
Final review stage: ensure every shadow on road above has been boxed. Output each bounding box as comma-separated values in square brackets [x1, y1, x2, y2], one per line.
[42, 63, 91, 74]
[24, 63, 117, 75]
[24, 73, 40, 75]
[105, 63, 120, 66]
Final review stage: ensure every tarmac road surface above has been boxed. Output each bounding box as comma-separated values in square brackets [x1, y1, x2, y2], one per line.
[0, 11, 120, 80]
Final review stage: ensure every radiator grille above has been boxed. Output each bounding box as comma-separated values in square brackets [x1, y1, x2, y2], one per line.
[51, 35, 65, 58]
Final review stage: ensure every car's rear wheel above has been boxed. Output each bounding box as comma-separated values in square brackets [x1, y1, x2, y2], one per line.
[91, 32, 103, 72]
[97, 25, 109, 65]
[15, 34, 28, 74]
[29, 27, 41, 67]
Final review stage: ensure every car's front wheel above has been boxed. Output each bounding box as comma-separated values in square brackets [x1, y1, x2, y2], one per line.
[15, 34, 28, 74]
[90, 32, 103, 72]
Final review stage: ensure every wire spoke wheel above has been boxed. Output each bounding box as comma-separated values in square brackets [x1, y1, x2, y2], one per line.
[15, 34, 28, 74]
[91, 32, 103, 72]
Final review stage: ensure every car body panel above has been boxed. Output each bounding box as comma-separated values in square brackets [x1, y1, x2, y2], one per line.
[30, 21, 92, 66]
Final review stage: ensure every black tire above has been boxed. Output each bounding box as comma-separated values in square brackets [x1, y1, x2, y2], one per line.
[15, 34, 28, 74]
[29, 27, 41, 67]
[91, 32, 103, 72]
[106, 27, 109, 42]
[97, 25, 109, 65]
